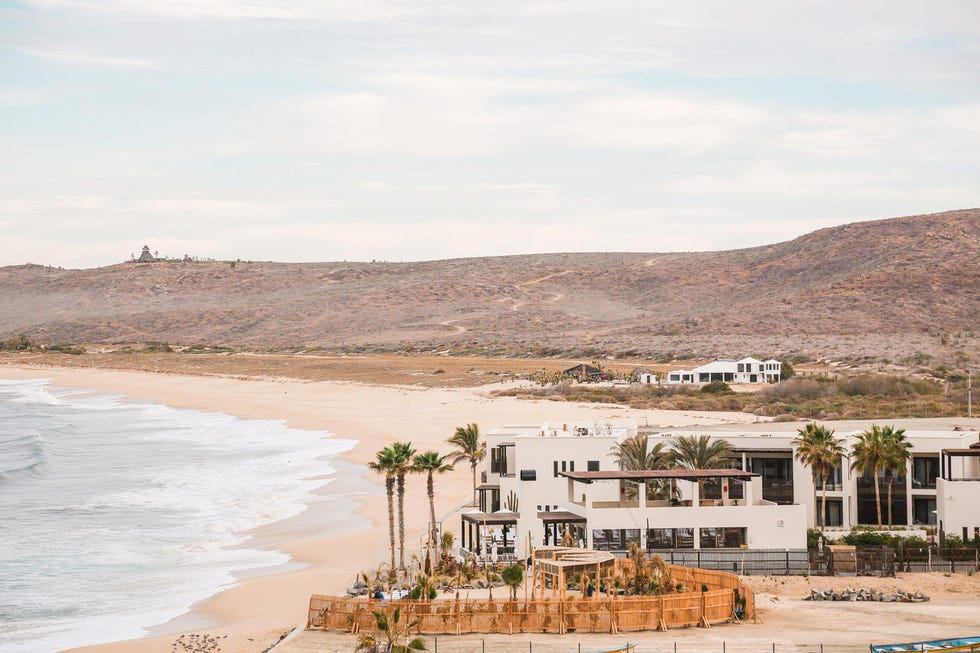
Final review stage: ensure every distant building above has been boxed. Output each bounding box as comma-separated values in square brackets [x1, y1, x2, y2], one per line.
[562, 363, 605, 382]
[633, 367, 658, 384]
[666, 357, 781, 385]
[136, 245, 159, 263]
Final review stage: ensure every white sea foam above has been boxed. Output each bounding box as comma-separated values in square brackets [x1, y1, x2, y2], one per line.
[0, 378, 356, 652]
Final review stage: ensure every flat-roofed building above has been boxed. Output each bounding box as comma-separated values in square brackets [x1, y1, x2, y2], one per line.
[461, 418, 980, 559]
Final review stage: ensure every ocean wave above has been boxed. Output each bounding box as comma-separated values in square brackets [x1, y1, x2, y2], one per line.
[0, 377, 357, 653]
[0, 431, 45, 478]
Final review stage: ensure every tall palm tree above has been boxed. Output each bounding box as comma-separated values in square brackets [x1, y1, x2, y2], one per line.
[391, 441, 417, 572]
[880, 426, 912, 527]
[670, 434, 734, 501]
[610, 434, 671, 499]
[851, 425, 890, 528]
[412, 451, 453, 571]
[793, 423, 844, 531]
[367, 446, 398, 573]
[448, 423, 486, 506]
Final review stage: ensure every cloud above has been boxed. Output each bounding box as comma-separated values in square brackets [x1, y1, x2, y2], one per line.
[562, 95, 768, 152]
[14, 47, 157, 69]
[0, 89, 45, 106]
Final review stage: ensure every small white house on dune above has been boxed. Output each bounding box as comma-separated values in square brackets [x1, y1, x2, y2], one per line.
[665, 357, 780, 385]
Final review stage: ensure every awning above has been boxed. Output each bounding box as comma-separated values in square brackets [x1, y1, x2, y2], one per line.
[461, 511, 519, 525]
[537, 510, 587, 523]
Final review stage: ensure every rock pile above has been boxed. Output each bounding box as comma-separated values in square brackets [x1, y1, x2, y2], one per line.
[345, 579, 370, 597]
[803, 588, 929, 603]
[171, 633, 226, 652]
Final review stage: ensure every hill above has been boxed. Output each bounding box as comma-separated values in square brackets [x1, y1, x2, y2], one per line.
[1, 209, 977, 368]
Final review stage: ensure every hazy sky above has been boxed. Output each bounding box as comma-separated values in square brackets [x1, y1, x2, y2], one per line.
[2, 1, 979, 268]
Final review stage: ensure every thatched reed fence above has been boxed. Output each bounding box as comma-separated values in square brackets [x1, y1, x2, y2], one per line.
[307, 566, 754, 635]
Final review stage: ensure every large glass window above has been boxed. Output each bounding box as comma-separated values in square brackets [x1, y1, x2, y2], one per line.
[822, 499, 843, 527]
[701, 477, 722, 500]
[751, 457, 794, 504]
[699, 527, 746, 548]
[913, 498, 937, 525]
[856, 470, 907, 525]
[591, 529, 641, 551]
[647, 528, 674, 549]
[815, 466, 843, 491]
[646, 528, 695, 549]
[479, 488, 500, 512]
[675, 528, 695, 548]
[912, 457, 939, 489]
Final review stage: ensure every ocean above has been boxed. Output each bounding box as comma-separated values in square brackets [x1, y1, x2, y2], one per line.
[0, 377, 355, 652]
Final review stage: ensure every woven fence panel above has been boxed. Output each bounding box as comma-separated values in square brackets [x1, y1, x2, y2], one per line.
[308, 565, 754, 634]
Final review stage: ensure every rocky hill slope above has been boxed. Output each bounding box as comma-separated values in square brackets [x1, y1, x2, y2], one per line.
[1, 209, 977, 364]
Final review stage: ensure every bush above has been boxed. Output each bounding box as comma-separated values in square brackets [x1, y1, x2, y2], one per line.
[781, 361, 795, 379]
[760, 378, 830, 401]
[47, 343, 86, 355]
[701, 380, 733, 394]
[837, 374, 941, 397]
[142, 341, 174, 353]
[1, 334, 42, 351]
[807, 529, 827, 551]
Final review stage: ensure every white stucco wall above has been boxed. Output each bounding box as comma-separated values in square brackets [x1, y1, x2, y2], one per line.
[936, 478, 980, 540]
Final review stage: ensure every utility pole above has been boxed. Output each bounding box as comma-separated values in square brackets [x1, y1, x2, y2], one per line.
[968, 369, 973, 418]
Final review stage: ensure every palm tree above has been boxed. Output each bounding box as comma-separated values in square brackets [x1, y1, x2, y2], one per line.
[412, 451, 453, 572]
[356, 607, 427, 653]
[851, 425, 890, 528]
[448, 423, 486, 506]
[391, 441, 417, 572]
[500, 563, 524, 600]
[368, 447, 399, 574]
[669, 434, 734, 500]
[793, 423, 844, 531]
[881, 426, 912, 527]
[610, 434, 671, 499]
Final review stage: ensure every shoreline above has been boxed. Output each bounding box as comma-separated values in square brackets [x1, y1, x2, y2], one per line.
[0, 363, 761, 653]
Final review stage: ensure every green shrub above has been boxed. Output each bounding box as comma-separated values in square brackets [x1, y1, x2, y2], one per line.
[142, 341, 174, 353]
[701, 381, 733, 394]
[47, 343, 86, 355]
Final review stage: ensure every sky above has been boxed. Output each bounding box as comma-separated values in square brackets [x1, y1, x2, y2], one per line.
[2, 1, 979, 268]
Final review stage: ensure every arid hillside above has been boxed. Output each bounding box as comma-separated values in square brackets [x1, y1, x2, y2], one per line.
[1, 209, 977, 367]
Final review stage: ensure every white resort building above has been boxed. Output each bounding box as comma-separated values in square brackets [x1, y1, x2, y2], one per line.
[459, 419, 980, 561]
[665, 357, 781, 385]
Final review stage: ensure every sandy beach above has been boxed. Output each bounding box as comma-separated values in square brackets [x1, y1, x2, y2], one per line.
[0, 364, 756, 653]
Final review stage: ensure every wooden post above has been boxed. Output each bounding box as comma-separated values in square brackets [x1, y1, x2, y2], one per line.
[699, 592, 710, 628]
[455, 595, 461, 635]
[658, 595, 668, 631]
[559, 595, 566, 634]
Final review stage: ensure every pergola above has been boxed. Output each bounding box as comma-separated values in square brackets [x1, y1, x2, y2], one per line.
[538, 510, 587, 547]
[460, 510, 518, 557]
[531, 546, 617, 601]
[941, 448, 980, 481]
